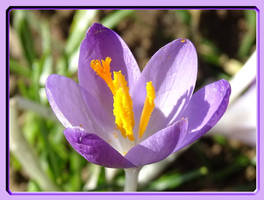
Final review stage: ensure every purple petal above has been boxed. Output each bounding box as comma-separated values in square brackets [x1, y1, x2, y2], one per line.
[45, 74, 113, 134]
[125, 119, 188, 166]
[131, 39, 197, 134]
[64, 128, 135, 168]
[179, 79, 231, 148]
[78, 23, 141, 112]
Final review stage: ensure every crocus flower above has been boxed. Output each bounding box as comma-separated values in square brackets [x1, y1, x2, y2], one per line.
[45, 23, 231, 169]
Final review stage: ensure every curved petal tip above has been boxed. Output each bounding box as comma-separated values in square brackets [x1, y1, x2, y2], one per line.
[87, 23, 108, 35]
[180, 79, 231, 148]
[64, 128, 135, 168]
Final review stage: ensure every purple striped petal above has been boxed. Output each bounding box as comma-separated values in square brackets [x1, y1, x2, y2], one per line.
[45, 74, 114, 135]
[131, 39, 197, 135]
[125, 118, 188, 166]
[78, 23, 140, 113]
[179, 79, 231, 149]
[64, 128, 135, 168]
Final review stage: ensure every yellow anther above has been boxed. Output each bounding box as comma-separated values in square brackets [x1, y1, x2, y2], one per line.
[113, 71, 135, 141]
[139, 81, 156, 138]
[90, 57, 115, 94]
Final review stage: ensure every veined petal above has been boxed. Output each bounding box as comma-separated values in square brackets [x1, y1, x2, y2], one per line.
[132, 39, 197, 135]
[45, 74, 114, 136]
[64, 128, 135, 168]
[125, 118, 188, 167]
[179, 79, 231, 149]
[78, 23, 140, 113]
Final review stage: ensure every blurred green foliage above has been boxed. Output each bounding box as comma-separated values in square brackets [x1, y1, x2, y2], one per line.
[9, 9, 256, 192]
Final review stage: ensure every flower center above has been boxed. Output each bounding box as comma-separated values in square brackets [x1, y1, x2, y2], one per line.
[90, 57, 155, 141]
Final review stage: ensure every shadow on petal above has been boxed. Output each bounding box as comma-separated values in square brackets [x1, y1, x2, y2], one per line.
[179, 80, 231, 149]
[125, 119, 188, 167]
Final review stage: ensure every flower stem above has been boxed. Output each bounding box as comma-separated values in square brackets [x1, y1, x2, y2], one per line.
[124, 168, 140, 191]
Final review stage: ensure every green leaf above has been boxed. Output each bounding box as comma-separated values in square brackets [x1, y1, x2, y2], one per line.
[199, 38, 221, 66]
[10, 154, 22, 171]
[65, 10, 97, 56]
[213, 134, 228, 146]
[23, 112, 39, 145]
[13, 10, 36, 66]
[147, 166, 208, 191]
[102, 10, 135, 29]
[17, 78, 30, 98]
[27, 180, 42, 192]
[56, 56, 69, 76]
[212, 155, 250, 181]
[69, 153, 83, 190]
[30, 61, 42, 101]
[175, 10, 191, 25]
[238, 10, 256, 59]
[97, 167, 107, 190]
[10, 59, 31, 77]
[40, 21, 51, 54]
[39, 54, 52, 85]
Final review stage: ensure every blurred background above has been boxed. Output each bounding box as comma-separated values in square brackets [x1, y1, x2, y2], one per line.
[9, 9, 256, 192]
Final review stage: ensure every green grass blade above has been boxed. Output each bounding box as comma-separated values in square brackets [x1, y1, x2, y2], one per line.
[10, 59, 31, 77]
[65, 10, 97, 56]
[146, 166, 208, 191]
[238, 10, 256, 59]
[13, 10, 36, 66]
[102, 10, 135, 29]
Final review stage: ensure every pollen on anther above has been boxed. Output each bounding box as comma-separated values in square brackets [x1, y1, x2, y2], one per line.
[180, 39, 186, 43]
